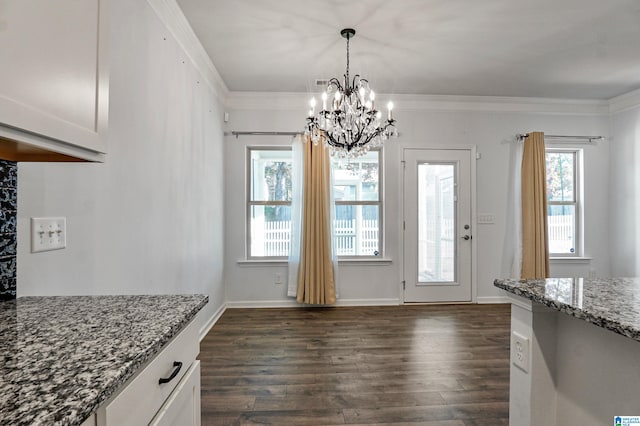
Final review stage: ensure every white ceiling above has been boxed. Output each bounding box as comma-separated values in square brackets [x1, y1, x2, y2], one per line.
[176, 0, 640, 99]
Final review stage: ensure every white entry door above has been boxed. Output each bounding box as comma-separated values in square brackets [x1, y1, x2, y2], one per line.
[403, 148, 473, 303]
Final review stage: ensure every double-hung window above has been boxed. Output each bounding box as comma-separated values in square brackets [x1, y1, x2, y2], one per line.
[247, 147, 382, 259]
[545, 149, 581, 256]
[332, 150, 382, 257]
[247, 148, 293, 258]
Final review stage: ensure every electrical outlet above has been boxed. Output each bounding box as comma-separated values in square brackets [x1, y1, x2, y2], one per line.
[512, 331, 530, 373]
[31, 217, 67, 253]
[275, 273, 283, 284]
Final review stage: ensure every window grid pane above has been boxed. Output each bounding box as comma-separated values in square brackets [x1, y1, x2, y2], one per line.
[332, 151, 380, 202]
[334, 204, 380, 256]
[546, 152, 575, 202]
[250, 205, 292, 257]
[250, 150, 293, 202]
[547, 203, 576, 254]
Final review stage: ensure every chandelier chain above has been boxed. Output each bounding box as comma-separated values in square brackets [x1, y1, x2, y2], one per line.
[346, 34, 350, 88]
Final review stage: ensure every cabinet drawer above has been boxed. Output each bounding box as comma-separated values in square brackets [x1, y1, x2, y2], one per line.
[100, 318, 199, 426]
[150, 360, 201, 426]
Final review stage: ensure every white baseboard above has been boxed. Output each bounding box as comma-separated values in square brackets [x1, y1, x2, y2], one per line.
[199, 303, 227, 341]
[226, 298, 401, 309]
[226, 300, 299, 308]
[477, 296, 512, 304]
[336, 298, 400, 306]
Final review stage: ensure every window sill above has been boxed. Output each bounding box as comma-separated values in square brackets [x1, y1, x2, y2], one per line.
[237, 258, 393, 266]
[338, 258, 393, 266]
[237, 259, 287, 267]
[550, 256, 592, 264]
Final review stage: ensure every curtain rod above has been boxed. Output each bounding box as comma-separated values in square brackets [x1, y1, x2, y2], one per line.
[516, 134, 605, 143]
[229, 131, 302, 138]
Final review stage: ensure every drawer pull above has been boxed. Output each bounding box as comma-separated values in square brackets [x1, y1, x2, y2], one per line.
[158, 361, 183, 385]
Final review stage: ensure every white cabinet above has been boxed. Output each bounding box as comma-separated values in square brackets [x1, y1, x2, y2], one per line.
[150, 361, 201, 426]
[0, 0, 108, 162]
[96, 318, 201, 426]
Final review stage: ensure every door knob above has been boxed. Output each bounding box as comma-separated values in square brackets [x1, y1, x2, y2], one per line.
[462, 235, 471, 240]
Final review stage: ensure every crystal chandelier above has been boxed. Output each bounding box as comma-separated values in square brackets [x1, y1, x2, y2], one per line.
[304, 28, 397, 158]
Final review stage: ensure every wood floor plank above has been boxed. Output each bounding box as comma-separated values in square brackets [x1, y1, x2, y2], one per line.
[199, 304, 510, 425]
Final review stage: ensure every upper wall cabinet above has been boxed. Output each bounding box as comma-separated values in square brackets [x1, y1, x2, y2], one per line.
[0, 0, 108, 162]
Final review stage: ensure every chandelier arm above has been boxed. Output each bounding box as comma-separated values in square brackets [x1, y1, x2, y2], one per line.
[352, 75, 361, 91]
[312, 126, 347, 151]
[328, 78, 343, 91]
[353, 113, 374, 148]
[331, 113, 349, 149]
[362, 121, 395, 147]
[329, 131, 348, 150]
[356, 110, 380, 148]
[358, 126, 385, 148]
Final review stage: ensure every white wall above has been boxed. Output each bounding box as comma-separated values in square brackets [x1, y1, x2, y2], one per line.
[17, 0, 226, 332]
[609, 101, 640, 276]
[223, 96, 611, 306]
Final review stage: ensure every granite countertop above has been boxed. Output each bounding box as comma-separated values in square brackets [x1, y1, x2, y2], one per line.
[0, 294, 208, 426]
[495, 277, 640, 343]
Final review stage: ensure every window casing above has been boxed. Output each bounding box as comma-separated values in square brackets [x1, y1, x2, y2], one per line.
[247, 147, 383, 259]
[546, 149, 582, 257]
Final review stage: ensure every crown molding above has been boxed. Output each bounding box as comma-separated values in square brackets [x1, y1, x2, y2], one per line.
[608, 87, 640, 114]
[386, 94, 609, 115]
[146, 0, 229, 100]
[226, 91, 609, 115]
[137, 3, 640, 117]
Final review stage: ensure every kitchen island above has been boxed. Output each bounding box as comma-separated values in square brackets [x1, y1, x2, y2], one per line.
[495, 277, 640, 425]
[0, 294, 208, 425]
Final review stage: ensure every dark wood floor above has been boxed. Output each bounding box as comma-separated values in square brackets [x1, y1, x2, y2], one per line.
[199, 304, 511, 425]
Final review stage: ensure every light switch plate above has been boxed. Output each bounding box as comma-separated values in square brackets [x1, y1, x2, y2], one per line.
[478, 213, 495, 224]
[31, 217, 66, 253]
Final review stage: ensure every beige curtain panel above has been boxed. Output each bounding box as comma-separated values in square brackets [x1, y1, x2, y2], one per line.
[521, 132, 550, 279]
[296, 137, 336, 305]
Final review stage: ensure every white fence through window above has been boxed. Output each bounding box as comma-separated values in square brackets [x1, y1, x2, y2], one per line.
[548, 214, 574, 253]
[256, 219, 379, 257]
[254, 216, 573, 257]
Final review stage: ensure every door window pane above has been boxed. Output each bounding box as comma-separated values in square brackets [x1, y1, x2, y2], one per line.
[418, 163, 455, 283]
[548, 205, 576, 254]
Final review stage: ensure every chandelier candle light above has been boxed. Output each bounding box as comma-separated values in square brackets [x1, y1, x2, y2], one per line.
[305, 28, 397, 158]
